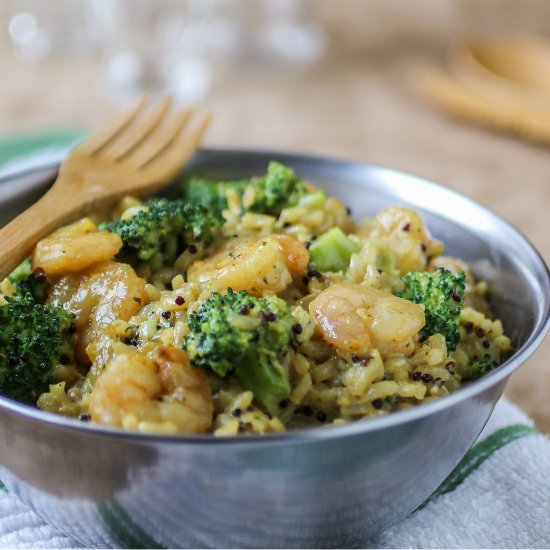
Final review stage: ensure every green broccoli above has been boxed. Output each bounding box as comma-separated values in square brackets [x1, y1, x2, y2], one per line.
[309, 227, 359, 272]
[397, 268, 466, 352]
[248, 161, 309, 216]
[183, 177, 248, 219]
[184, 289, 297, 412]
[298, 189, 326, 210]
[7, 257, 33, 284]
[0, 294, 76, 404]
[182, 161, 310, 218]
[464, 354, 497, 381]
[7, 258, 50, 303]
[101, 198, 222, 271]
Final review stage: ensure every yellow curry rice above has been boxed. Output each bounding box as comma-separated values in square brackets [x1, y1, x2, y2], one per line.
[1, 163, 512, 435]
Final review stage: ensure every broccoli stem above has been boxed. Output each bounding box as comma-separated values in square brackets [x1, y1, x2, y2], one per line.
[299, 190, 326, 210]
[235, 349, 291, 413]
[7, 257, 33, 283]
[309, 227, 359, 272]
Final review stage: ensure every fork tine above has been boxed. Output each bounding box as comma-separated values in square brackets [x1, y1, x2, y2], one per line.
[128, 107, 194, 168]
[141, 113, 212, 180]
[74, 93, 150, 155]
[101, 97, 173, 161]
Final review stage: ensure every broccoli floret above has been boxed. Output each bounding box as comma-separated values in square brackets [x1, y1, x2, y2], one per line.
[397, 268, 466, 352]
[183, 177, 248, 219]
[101, 198, 222, 270]
[184, 289, 296, 412]
[465, 354, 496, 380]
[7, 258, 50, 303]
[0, 294, 76, 404]
[309, 227, 359, 272]
[182, 161, 309, 218]
[248, 161, 309, 216]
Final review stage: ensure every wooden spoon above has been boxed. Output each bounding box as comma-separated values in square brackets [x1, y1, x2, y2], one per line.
[450, 35, 550, 116]
[0, 96, 211, 280]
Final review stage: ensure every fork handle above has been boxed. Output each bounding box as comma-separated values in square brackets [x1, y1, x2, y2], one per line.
[0, 183, 86, 280]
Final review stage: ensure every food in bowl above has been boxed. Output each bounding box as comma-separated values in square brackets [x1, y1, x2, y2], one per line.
[0, 161, 511, 435]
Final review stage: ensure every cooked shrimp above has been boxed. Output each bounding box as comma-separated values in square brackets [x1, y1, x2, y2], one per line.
[188, 235, 309, 296]
[309, 283, 425, 358]
[33, 219, 122, 278]
[273, 234, 310, 275]
[48, 261, 145, 364]
[363, 206, 443, 274]
[88, 345, 213, 434]
[46, 217, 98, 239]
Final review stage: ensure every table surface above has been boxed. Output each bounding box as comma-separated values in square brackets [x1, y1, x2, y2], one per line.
[1, 0, 550, 432]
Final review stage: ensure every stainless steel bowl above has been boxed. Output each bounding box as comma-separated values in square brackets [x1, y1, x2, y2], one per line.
[0, 149, 548, 548]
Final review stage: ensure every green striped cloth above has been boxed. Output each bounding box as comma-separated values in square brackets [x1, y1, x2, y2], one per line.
[0, 397, 547, 549]
[0, 130, 84, 171]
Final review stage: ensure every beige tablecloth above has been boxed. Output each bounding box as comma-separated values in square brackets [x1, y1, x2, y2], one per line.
[1, 0, 549, 432]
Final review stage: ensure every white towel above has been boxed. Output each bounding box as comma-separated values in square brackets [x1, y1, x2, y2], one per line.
[370, 397, 550, 549]
[0, 397, 547, 549]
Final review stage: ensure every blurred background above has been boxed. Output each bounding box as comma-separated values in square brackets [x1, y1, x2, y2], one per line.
[1, 0, 550, 430]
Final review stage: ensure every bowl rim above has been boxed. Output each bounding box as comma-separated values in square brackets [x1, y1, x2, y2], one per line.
[0, 146, 548, 446]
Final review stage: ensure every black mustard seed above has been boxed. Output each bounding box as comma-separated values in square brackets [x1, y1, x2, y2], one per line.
[33, 267, 46, 281]
[316, 411, 327, 423]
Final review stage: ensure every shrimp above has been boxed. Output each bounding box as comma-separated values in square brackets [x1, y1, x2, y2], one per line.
[362, 206, 443, 274]
[273, 234, 310, 275]
[48, 261, 146, 365]
[309, 283, 425, 358]
[33, 218, 122, 278]
[88, 345, 213, 434]
[188, 234, 309, 296]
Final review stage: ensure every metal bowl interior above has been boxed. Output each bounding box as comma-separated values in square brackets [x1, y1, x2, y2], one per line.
[0, 148, 548, 548]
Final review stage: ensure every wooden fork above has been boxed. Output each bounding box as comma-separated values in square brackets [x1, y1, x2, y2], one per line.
[0, 95, 211, 280]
